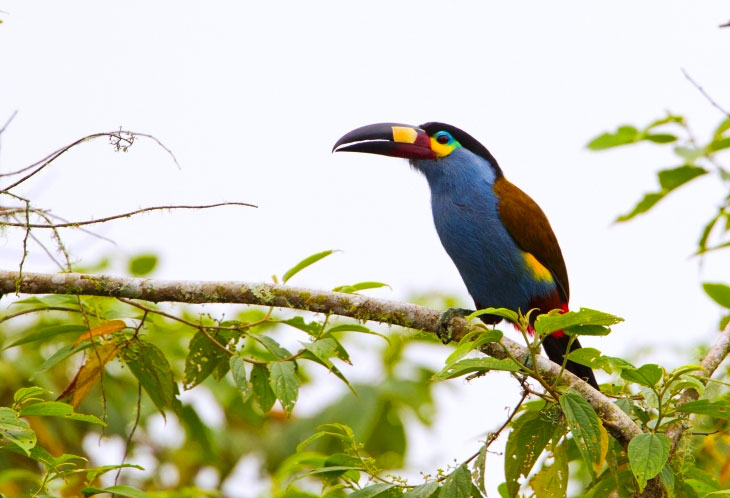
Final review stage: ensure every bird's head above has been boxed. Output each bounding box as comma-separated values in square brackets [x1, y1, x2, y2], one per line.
[333, 122, 502, 179]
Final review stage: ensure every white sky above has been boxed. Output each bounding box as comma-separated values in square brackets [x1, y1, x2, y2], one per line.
[2, 1, 729, 496]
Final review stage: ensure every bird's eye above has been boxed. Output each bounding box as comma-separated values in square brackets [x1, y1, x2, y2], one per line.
[436, 132, 451, 145]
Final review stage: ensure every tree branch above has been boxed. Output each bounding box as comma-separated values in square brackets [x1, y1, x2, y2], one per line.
[0, 269, 644, 447]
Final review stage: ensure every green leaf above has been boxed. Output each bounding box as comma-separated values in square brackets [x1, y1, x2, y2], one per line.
[403, 481, 439, 498]
[332, 281, 390, 294]
[535, 308, 623, 336]
[0, 407, 36, 455]
[256, 334, 292, 359]
[301, 339, 353, 392]
[19, 402, 105, 425]
[559, 390, 607, 478]
[33, 342, 91, 378]
[83, 485, 149, 498]
[433, 357, 521, 381]
[269, 361, 299, 416]
[708, 137, 730, 152]
[657, 165, 707, 191]
[675, 399, 730, 419]
[529, 444, 568, 498]
[616, 192, 665, 222]
[467, 307, 518, 323]
[120, 340, 182, 418]
[440, 464, 471, 498]
[229, 356, 251, 399]
[283, 250, 335, 283]
[445, 330, 503, 365]
[621, 364, 663, 388]
[674, 145, 704, 161]
[713, 117, 730, 139]
[659, 464, 675, 498]
[251, 363, 276, 412]
[505, 408, 560, 497]
[703, 282, 730, 308]
[627, 433, 670, 491]
[4, 324, 88, 349]
[13, 386, 49, 405]
[281, 316, 322, 336]
[587, 125, 639, 150]
[128, 254, 158, 276]
[644, 134, 677, 144]
[348, 483, 396, 498]
[473, 444, 488, 496]
[183, 330, 230, 390]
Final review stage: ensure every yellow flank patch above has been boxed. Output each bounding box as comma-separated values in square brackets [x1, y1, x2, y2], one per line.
[523, 252, 554, 282]
[429, 136, 453, 158]
[392, 126, 418, 144]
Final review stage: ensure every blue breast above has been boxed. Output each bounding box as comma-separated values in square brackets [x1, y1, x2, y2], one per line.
[412, 148, 556, 311]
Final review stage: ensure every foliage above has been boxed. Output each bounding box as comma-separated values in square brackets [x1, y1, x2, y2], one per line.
[1, 107, 730, 497]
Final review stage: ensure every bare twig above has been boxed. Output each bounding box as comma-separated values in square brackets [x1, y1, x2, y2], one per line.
[681, 68, 730, 118]
[0, 269, 643, 446]
[0, 202, 257, 228]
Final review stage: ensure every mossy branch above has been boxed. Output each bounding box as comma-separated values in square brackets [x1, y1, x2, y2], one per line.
[0, 270, 642, 444]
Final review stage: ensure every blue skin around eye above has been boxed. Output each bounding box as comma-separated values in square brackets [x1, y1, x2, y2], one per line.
[410, 147, 557, 311]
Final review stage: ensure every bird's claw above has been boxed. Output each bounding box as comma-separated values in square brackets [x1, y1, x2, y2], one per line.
[436, 307, 473, 344]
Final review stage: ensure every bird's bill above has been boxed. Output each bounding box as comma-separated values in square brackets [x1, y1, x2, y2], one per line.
[332, 122, 436, 160]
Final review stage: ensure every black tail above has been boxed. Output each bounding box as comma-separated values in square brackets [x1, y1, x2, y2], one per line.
[542, 334, 599, 390]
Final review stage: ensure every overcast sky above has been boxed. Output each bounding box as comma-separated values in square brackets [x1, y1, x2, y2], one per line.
[2, 1, 729, 496]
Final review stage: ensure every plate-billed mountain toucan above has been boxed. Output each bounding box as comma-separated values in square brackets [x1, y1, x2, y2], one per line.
[333, 122, 599, 390]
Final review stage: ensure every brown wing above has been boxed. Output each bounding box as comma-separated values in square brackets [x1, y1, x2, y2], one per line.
[493, 176, 570, 303]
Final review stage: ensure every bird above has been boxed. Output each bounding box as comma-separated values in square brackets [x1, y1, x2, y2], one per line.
[333, 122, 599, 390]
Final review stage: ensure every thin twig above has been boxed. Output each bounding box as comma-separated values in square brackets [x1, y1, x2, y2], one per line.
[681, 68, 730, 118]
[0, 202, 257, 228]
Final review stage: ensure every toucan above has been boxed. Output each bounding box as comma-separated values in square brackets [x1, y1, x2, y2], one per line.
[333, 122, 599, 390]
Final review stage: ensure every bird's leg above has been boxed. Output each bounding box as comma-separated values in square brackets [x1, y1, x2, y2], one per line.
[435, 307, 473, 344]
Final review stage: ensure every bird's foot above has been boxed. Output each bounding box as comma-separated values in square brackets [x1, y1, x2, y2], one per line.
[436, 307, 473, 344]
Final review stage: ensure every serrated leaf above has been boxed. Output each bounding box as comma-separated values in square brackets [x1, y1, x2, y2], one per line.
[269, 361, 299, 416]
[283, 250, 335, 283]
[229, 356, 251, 399]
[4, 324, 88, 349]
[473, 443, 488, 496]
[83, 485, 149, 498]
[703, 283, 730, 308]
[559, 390, 607, 478]
[404, 481, 439, 498]
[20, 401, 105, 425]
[120, 340, 181, 418]
[621, 364, 663, 387]
[440, 464, 471, 498]
[587, 125, 639, 150]
[73, 320, 126, 346]
[530, 444, 568, 498]
[535, 308, 623, 336]
[627, 433, 670, 491]
[128, 254, 158, 277]
[505, 409, 560, 497]
[251, 363, 276, 412]
[675, 399, 730, 419]
[183, 330, 230, 390]
[0, 407, 36, 455]
[256, 334, 292, 359]
[433, 357, 521, 381]
[301, 338, 353, 391]
[657, 165, 707, 191]
[348, 483, 396, 498]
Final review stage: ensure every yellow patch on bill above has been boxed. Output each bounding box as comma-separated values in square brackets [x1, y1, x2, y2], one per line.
[523, 252, 554, 282]
[392, 126, 418, 144]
